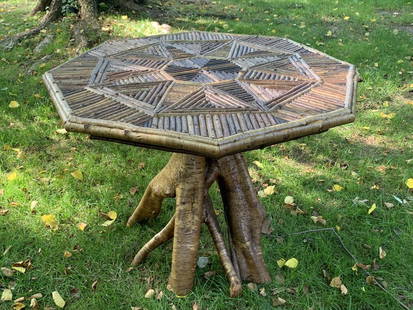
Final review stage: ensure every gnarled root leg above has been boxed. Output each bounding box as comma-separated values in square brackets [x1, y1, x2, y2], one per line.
[128, 153, 270, 296]
[217, 154, 271, 283]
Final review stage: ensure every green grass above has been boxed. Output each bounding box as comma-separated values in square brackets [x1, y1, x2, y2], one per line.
[1, 0, 413, 309]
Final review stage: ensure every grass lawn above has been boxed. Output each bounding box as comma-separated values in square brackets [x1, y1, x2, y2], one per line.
[1, 0, 413, 309]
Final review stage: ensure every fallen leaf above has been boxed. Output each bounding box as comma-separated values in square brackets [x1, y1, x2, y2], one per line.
[100, 211, 117, 226]
[63, 251, 72, 258]
[13, 302, 25, 310]
[129, 187, 138, 196]
[263, 185, 276, 196]
[121, 15, 128, 20]
[252, 160, 264, 169]
[259, 287, 267, 296]
[379, 246, 386, 259]
[0, 208, 9, 216]
[91, 280, 98, 290]
[379, 112, 395, 119]
[368, 203, 377, 215]
[144, 289, 155, 299]
[12, 266, 26, 273]
[52, 291, 65, 308]
[366, 275, 375, 285]
[70, 170, 83, 180]
[310, 215, 327, 225]
[77, 222, 87, 231]
[247, 282, 257, 291]
[272, 297, 286, 306]
[284, 258, 298, 269]
[156, 290, 163, 300]
[340, 284, 348, 295]
[192, 303, 200, 310]
[343, 16, 350, 20]
[203, 271, 216, 279]
[7, 171, 17, 181]
[332, 184, 343, 192]
[384, 202, 394, 209]
[41, 214, 58, 230]
[277, 258, 286, 267]
[55, 128, 67, 134]
[9, 101, 19, 108]
[330, 276, 342, 288]
[29, 293, 42, 299]
[284, 196, 294, 205]
[29, 298, 38, 309]
[1, 288, 13, 301]
[1, 267, 15, 277]
[406, 178, 413, 189]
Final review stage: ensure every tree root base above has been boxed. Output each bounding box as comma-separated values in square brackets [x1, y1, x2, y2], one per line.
[128, 153, 271, 297]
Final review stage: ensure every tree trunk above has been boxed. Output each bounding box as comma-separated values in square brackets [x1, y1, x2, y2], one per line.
[128, 153, 271, 297]
[78, 0, 98, 20]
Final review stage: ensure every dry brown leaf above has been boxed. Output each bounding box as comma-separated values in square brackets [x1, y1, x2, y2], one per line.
[330, 276, 342, 288]
[29, 294, 42, 300]
[272, 297, 286, 306]
[192, 303, 200, 310]
[311, 215, 327, 225]
[366, 275, 375, 285]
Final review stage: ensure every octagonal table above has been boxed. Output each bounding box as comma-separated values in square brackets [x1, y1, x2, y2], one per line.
[43, 31, 357, 297]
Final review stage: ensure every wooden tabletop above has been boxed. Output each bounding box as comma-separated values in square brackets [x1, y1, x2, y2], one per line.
[43, 31, 357, 158]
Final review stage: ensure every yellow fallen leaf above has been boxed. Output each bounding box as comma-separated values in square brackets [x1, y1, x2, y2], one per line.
[379, 112, 395, 119]
[326, 30, 333, 36]
[9, 100, 19, 108]
[252, 160, 263, 169]
[1, 288, 13, 301]
[7, 171, 17, 181]
[284, 196, 294, 205]
[277, 258, 286, 267]
[77, 222, 87, 231]
[263, 185, 276, 196]
[41, 214, 58, 230]
[101, 219, 116, 226]
[330, 276, 342, 288]
[406, 178, 413, 189]
[406, 100, 413, 105]
[284, 258, 298, 268]
[13, 302, 25, 310]
[56, 128, 67, 134]
[343, 16, 350, 20]
[63, 251, 72, 258]
[52, 291, 65, 308]
[70, 170, 83, 180]
[106, 211, 117, 220]
[144, 289, 155, 299]
[368, 203, 377, 215]
[11, 266, 26, 273]
[121, 15, 128, 20]
[379, 246, 386, 259]
[332, 184, 343, 192]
